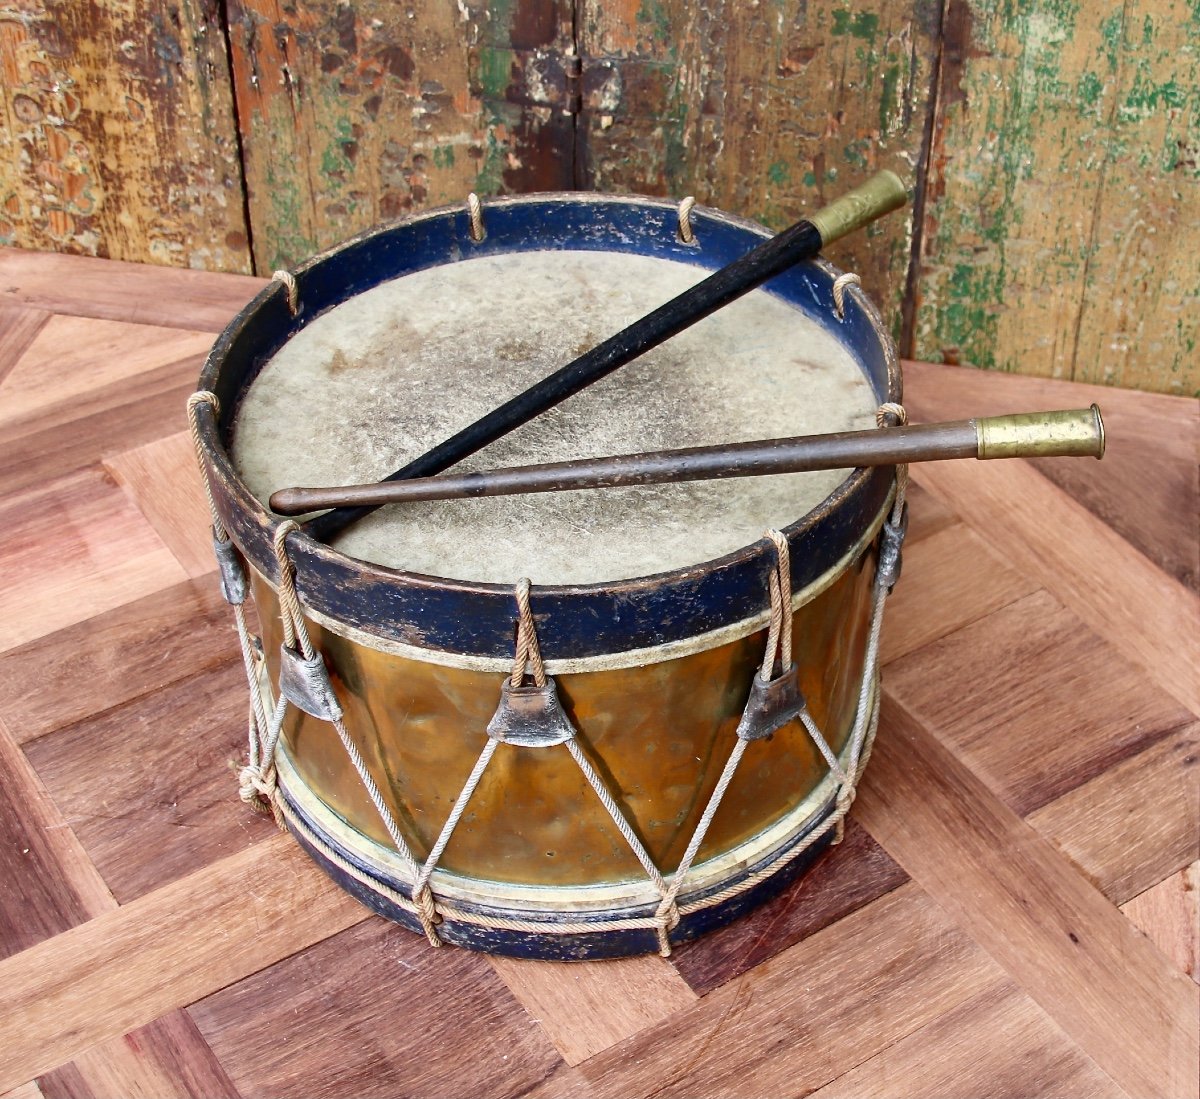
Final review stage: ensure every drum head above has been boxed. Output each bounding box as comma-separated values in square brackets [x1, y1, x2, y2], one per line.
[232, 248, 878, 586]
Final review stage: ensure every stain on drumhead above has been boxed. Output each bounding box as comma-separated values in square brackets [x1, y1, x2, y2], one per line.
[231, 250, 877, 586]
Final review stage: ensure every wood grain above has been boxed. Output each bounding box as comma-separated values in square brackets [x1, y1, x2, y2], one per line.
[0, 303, 50, 387]
[190, 918, 562, 1099]
[903, 359, 1200, 591]
[0, 313, 215, 499]
[912, 0, 1198, 396]
[25, 660, 275, 902]
[886, 589, 1195, 815]
[577, 0, 935, 323]
[225, 0, 574, 271]
[1122, 862, 1200, 984]
[0, 365, 202, 500]
[104, 431, 216, 578]
[488, 953, 697, 1066]
[880, 521, 1038, 665]
[670, 819, 908, 995]
[524, 883, 1005, 1098]
[898, 480, 959, 545]
[809, 979, 1126, 1099]
[1029, 726, 1200, 907]
[36, 1011, 240, 1099]
[0, 834, 369, 1093]
[0, 719, 114, 959]
[910, 450, 1200, 718]
[0, 316, 212, 430]
[0, 1, 250, 271]
[0, 577, 237, 745]
[0, 467, 187, 654]
[1066, 0, 1199, 396]
[856, 694, 1200, 1099]
[0, 1084, 44, 1099]
[0, 248, 263, 332]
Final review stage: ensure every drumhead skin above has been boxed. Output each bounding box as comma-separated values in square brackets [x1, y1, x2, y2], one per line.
[196, 194, 902, 958]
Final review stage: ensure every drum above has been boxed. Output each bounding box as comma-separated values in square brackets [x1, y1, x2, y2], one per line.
[190, 193, 904, 959]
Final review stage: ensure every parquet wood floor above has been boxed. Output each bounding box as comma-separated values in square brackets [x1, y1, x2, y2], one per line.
[1, 248, 1196, 1099]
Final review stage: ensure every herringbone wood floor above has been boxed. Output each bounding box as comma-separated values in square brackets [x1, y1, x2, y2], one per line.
[0, 249, 1196, 1099]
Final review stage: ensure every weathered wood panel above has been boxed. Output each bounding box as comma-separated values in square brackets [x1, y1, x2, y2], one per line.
[913, 0, 1199, 395]
[0, 0, 250, 271]
[577, 0, 940, 336]
[225, 0, 575, 272]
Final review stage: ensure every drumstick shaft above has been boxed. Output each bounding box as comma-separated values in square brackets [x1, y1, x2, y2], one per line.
[302, 171, 908, 542]
[271, 407, 1104, 514]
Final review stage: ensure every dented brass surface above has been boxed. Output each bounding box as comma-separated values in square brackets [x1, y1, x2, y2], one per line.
[250, 545, 876, 888]
[807, 170, 908, 246]
[975, 405, 1105, 460]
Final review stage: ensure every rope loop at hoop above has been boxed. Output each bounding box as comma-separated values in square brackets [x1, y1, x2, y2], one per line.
[271, 269, 299, 315]
[677, 196, 697, 243]
[761, 529, 793, 678]
[875, 402, 910, 506]
[186, 390, 227, 543]
[831, 272, 861, 318]
[272, 521, 316, 660]
[510, 577, 547, 688]
[466, 192, 485, 242]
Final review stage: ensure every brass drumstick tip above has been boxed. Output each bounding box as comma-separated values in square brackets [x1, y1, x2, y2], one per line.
[974, 406, 1106, 461]
[1091, 403, 1106, 459]
[808, 170, 909, 245]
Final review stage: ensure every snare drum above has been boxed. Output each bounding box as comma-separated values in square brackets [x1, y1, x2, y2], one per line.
[191, 194, 903, 959]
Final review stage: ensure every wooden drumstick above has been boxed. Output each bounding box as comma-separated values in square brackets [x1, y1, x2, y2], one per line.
[271, 406, 1105, 514]
[302, 171, 909, 541]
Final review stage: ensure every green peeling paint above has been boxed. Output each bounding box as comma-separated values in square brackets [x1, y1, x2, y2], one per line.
[879, 64, 902, 136]
[637, 0, 672, 45]
[831, 10, 880, 41]
[477, 48, 512, 100]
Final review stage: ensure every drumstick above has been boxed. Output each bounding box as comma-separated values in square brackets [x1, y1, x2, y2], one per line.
[302, 171, 909, 541]
[271, 406, 1104, 514]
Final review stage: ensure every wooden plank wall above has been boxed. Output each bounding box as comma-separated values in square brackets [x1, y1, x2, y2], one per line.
[0, 0, 250, 273]
[0, 0, 1194, 395]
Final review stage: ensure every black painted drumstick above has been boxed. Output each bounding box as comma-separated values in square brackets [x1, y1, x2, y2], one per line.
[271, 407, 1104, 514]
[301, 171, 909, 541]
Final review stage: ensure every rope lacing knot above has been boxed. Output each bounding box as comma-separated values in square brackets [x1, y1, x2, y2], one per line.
[654, 897, 683, 950]
[238, 762, 284, 827]
[414, 884, 442, 929]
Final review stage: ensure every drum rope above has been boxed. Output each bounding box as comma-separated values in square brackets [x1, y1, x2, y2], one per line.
[512, 579, 668, 895]
[762, 529, 793, 677]
[188, 391, 281, 824]
[186, 391, 229, 546]
[269, 519, 443, 944]
[566, 738, 669, 897]
[511, 577, 547, 687]
[413, 737, 499, 897]
[677, 196, 697, 244]
[271, 269, 299, 315]
[831, 272, 862, 319]
[466, 192, 486, 243]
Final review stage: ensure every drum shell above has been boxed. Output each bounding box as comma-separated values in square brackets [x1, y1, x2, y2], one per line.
[195, 193, 903, 955]
[250, 525, 879, 890]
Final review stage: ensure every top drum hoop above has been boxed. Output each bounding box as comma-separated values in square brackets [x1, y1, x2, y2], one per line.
[194, 193, 904, 959]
